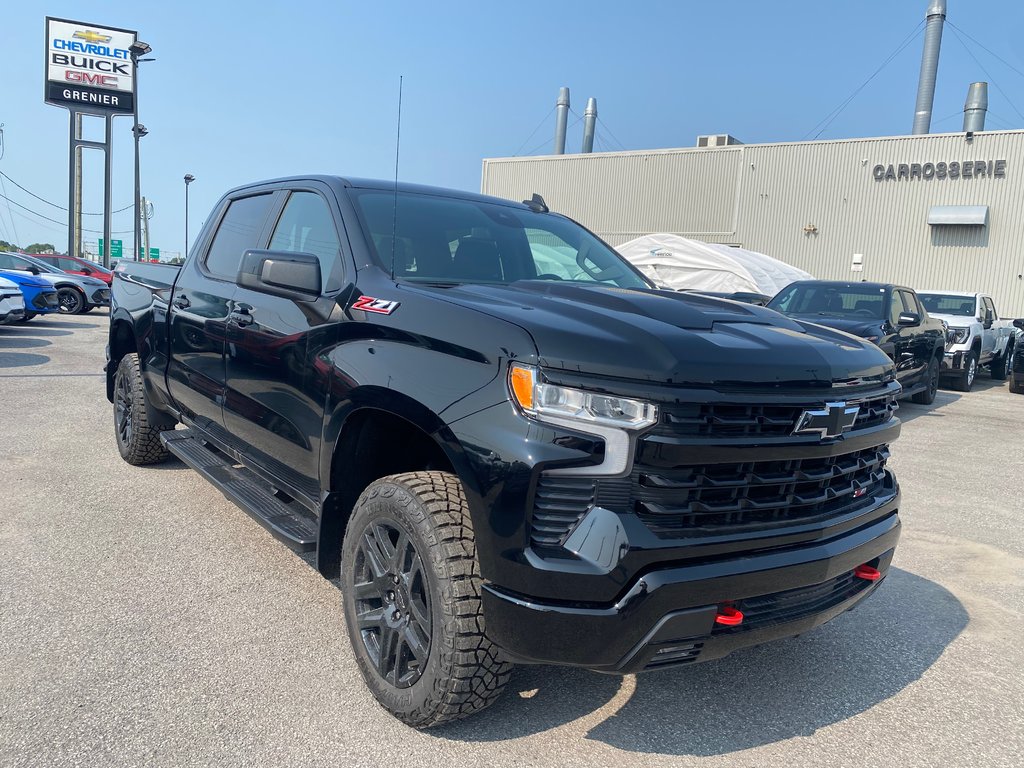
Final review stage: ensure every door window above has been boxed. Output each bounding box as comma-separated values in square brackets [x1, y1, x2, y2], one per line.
[888, 291, 905, 326]
[204, 194, 274, 280]
[983, 297, 997, 319]
[57, 257, 83, 272]
[268, 191, 342, 287]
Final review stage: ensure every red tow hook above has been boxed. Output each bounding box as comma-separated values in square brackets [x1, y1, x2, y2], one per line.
[854, 564, 882, 581]
[714, 606, 744, 626]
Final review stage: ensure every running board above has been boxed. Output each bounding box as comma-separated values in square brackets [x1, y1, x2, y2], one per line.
[162, 429, 318, 552]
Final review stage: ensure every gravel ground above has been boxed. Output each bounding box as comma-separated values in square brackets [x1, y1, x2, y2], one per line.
[1, 313, 1022, 768]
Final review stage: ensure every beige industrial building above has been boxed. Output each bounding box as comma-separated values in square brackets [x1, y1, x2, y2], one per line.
[480, 128, 1024, 316]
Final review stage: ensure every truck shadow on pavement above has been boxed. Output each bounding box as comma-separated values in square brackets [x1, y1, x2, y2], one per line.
[437, 568, 966, 756]
[897, 391, 961, 423]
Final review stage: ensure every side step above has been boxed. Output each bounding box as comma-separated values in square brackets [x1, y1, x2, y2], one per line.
[162, 429, 318, 552]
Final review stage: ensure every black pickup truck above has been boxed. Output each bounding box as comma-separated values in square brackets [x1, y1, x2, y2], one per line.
[767, 280, 946, 405]
[107, 176, 902, 727]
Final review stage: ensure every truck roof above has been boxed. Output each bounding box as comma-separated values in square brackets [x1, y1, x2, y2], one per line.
[224, 175, 531, 211]
[784, 279, 909, 292]
[917, 290, 979, 298]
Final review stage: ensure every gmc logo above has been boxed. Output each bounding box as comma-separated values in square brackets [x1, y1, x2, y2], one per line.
[65, 70, 118, 87]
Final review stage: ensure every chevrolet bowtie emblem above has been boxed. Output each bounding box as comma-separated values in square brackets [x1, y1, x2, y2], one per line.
[73, 29, 112, 44]
[793, 402, 860, 438]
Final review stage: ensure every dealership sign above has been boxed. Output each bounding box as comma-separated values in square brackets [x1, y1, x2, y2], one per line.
[44, 17, 137, 113]
[872, 159, 1006, 182]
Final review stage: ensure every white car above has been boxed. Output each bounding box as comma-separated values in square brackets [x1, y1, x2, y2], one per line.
[0, 275, 26, 324]
[917, 291, 1015, 391]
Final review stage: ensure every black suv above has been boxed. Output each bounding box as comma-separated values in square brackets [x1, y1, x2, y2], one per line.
[1010, 319, 1024, 394]
[768, 280, 945, 404]
[107, 177, 903, 727]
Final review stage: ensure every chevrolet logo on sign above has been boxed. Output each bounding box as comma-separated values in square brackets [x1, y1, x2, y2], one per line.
[793, 402, 860, 439]
[73, 29, 112, 43]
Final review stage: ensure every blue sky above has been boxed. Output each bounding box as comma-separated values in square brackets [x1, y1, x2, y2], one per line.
[3, 0, 1024, 259]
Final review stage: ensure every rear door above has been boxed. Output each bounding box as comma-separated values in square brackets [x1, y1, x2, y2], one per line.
[221, 184, 347, 499]
[167, 192, 277, 436]
[900, 290, 933, 384]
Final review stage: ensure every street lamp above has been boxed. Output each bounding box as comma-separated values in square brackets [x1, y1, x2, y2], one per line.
[130, 41, 154, 262]
[184, 174, 195, 257]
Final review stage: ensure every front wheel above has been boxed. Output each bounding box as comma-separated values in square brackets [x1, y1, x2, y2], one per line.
[113, 353, 171, 465]
[990, 349, 1008, 380]
[951, 352, 978, 392]
[341, 472, 511, 728]
[57, 287, 86, 314]
[912, 355, 940, 404]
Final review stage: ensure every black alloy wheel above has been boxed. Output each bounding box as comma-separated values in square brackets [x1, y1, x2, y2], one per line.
[352, 519, 433, 688]
[115, 367, 134, 448]
[341, 472, 512, 727]
[57, 287, 85, 314]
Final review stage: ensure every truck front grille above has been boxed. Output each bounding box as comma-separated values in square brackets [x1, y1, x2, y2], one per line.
[634, 446, 892, 539]
[656, 392, 897, 439]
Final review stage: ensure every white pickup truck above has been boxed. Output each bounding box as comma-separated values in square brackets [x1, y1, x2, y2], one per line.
[917, 291, 1015, 391]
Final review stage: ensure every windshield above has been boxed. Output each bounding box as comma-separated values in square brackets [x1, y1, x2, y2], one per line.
[918, 293, 976, 317]
[349, 190, 651, 289]
[0, 252, 62, 274]
[768, 284, 887, 319]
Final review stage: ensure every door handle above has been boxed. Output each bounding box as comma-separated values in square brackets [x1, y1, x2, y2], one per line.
[229, 306, 254, 327]
[172, 294, 191, 309]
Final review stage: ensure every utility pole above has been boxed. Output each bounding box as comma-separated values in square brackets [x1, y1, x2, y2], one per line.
[141, 196, 152, 260]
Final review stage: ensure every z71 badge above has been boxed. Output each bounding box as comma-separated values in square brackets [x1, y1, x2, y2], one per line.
[352, 295, 400, 315]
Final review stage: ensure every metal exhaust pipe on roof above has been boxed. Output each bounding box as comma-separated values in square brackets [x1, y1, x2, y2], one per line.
[912, 0, 947, 135]
[963, 82, 988, 132]
[554, 87, 570, 154]
[582, 98, 597, 153]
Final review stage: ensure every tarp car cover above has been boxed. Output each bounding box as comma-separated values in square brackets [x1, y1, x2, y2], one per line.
[615, 234, 812, 296]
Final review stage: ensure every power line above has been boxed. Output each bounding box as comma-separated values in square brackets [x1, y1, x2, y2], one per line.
[595, 116, 628, 151]
[0, 171, 133, 215]
[523, 114, 583, 156]
[947, 24, 1024, 125]
[947, 21, 1024, 83]
[512, 107, 555, 156]
[802, 20, 924, 140]
[0, 190, 133, 235]
[0, 172, 21, 245]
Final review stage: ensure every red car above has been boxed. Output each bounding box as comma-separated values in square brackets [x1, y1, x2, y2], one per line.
[34, 254, 114, 285]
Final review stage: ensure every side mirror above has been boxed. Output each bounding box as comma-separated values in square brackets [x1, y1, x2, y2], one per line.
[81, 266, 93, 274]
[236, 249, 322, 300]
[1014, 318, 1024, 331]
[897, 312, 921, 327]
[26, 266, 41, 275]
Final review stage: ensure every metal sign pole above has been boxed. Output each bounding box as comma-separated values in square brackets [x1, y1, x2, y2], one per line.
[103, 113, 113, 270]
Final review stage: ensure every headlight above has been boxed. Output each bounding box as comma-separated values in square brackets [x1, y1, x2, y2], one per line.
[508, 364, 658, 430]
[947, 327, 970, 344]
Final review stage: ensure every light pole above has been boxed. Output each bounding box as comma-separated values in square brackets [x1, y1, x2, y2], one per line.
[184, 174, 195, 257]
[130, 40, 154, 261]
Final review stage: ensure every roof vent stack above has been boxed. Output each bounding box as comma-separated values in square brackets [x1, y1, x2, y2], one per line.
[554, 87, 570, 154]
[912, 0, 947, 134]
[962, 81, 988, 132]
[582, 98, 598, 153]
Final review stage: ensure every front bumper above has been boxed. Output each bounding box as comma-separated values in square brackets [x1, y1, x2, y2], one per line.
[483, 507, 900, 673]
[0, 303, 25, 324]
[940, 349, 966, 374]
[32, 290, 60, 313]
[88, 286, 111, 306]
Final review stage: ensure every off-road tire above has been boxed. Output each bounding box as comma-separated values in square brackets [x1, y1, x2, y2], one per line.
[113, 353, 171, 465]
[1011, 376, 1024, 395]
[951, 351, 978, 392]
[341, 471, 512, 728]
[57, 286, 86, 314]
[912, 355, 940, 404]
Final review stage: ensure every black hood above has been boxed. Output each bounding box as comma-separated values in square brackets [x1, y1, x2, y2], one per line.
[421, 282, 894, 387]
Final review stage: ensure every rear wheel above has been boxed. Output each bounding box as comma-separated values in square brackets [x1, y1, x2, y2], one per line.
[341, 471, 511, 728]
[113, 353, 171, 465]
[912, 355, 940, 404]
[951, 351, 978, 392]
[57, 287, 86, 314]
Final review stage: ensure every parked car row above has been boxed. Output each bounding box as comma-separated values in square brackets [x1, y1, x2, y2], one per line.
[764, 280, 1020, 398]
[0, 251, 110, 318]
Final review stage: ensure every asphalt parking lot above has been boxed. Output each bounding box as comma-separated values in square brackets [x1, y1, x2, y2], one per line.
[1, 313, 1022, 768]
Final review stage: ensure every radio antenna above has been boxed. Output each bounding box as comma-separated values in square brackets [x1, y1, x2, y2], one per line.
[390, 75, 403, 281]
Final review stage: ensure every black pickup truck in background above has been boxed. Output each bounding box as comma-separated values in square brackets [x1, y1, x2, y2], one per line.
[767, 280, 946, 405]
[108, 176, 903, 727]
